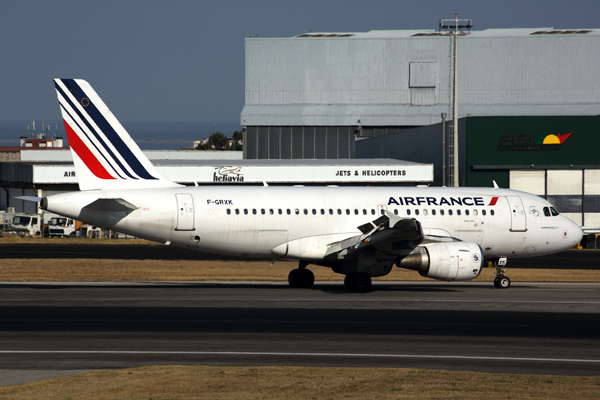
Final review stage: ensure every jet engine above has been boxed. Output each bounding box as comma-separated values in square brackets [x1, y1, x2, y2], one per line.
[396, 242, 483, 281]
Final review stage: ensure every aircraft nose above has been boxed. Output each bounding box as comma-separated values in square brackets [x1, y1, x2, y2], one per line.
[566, 218, 584, 247]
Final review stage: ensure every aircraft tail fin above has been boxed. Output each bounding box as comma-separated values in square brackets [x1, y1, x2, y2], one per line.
[54, 79, 179, 191]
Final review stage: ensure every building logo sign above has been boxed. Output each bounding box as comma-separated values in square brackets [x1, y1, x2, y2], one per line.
[213, 166, 244, 182]
[497, 132, 571, 151]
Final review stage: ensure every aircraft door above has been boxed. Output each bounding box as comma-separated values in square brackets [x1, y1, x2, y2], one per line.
[506, 195, 527, 232]
[175, 193, 195, 231]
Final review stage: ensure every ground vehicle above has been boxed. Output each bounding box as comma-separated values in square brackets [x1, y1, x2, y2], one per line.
[11, 214, 42, 237]
[47, 217, 81, 237]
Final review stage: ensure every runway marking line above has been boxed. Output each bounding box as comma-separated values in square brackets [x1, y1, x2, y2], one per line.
[1, 299, 600, 304]
[0, 350, 599, 364]
[0, 319, 529, 327]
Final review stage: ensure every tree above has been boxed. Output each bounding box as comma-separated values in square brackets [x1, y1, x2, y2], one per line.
[232, 130, 244, 150]
[207, 132, 230, 150]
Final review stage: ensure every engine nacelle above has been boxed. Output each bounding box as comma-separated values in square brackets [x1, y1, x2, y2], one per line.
[396, 242, 484, 281]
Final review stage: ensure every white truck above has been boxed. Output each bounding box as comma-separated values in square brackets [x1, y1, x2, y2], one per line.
[47, 217, 80, 238]
[11, 214, 42, 237]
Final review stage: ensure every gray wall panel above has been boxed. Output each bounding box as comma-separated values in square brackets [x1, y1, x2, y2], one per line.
[243, 30, 600, 127]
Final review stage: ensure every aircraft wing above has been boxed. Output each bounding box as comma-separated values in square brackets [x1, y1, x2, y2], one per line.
[324, 211, 425, 259]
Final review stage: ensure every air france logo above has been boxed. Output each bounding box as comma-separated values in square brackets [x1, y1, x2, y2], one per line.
[388, 196, 497, 207]
[497, 132, 571, 151]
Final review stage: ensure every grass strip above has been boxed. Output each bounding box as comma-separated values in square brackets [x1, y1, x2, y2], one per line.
[1, 365, 599, 399]
[1, 258, 599, 282]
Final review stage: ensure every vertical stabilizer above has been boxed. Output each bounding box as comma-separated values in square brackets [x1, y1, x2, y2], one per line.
[54, 79, 179, 191]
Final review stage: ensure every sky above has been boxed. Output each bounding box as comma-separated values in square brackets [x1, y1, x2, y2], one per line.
[1, 0, 599, 126]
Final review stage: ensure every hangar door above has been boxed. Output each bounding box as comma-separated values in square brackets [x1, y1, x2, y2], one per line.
[175, 193, 195, 231]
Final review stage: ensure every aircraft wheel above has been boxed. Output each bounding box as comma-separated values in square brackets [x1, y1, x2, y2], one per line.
[288, 269, 301, 288]
[352, 273, 372, 293]
[344, 274, 354, 291]
[298, 269, 315, 288]
[498, 276, 511, 289]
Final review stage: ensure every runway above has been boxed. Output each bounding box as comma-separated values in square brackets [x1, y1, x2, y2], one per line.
[1, 280, 599, 385]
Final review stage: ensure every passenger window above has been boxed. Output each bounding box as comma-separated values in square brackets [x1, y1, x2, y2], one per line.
[346, 209, 350, 215]
[407, 209, 411, 216]
[295, 209, 300, 215]
[465, 210, 469, 216]
[227, 209, 231, 215]
[394, 209, 398, 215]
[337, 209, 342, 215]
[473, 210, 478, 216]
[415, 209, 420, 216]
[550, 207, 560, 216]
[261, 209, 265, 215]
[371, 209, 375, 215]
[286, 209, 291, 215]
[457, 210, 461, 216]
[278, 209, 282, 215]
[423, 209, 428, 216]
[431, 209, 436, 216]
[490, 210, 495, 216]
[235, 209, 240, 215]
[321, 209, 325, 215]
[363, 209, 367, 215]
[448, 210, 453, 216]
[269, 209, 274, 215]
[244, 209, 248, 215]
[543, 207, 551, 217]
[304, 209, 308, 215]
[252, 209, 257, 215]
[312, 209, 317, 215]
[440, 209, 444, 216]
[482, 209, 486, 216]
[329, 209, 334, 215]
[354, 209, 359, 215]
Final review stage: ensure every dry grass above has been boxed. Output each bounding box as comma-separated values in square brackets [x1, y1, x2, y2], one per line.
[1, 365, 599, 400]
[0, 237, 156, 245]
[1, 258, 600, 282]
[1, 236, 599, 282]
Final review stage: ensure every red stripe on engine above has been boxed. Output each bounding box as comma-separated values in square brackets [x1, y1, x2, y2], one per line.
[488, 197, 498, 206]
[63, 120, 116, 180]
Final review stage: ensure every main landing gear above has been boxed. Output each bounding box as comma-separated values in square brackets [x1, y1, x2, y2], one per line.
[493, 257, 511, 289]
[344, 272, 372, 292]
[288, 261, 315, 289]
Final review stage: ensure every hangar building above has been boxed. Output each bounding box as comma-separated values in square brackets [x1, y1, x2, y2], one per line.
[241, 27, 600, 160]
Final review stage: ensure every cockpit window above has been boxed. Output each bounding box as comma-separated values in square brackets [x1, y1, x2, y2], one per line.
[543, 207, 551, 217]
[550, 207, 560, 216]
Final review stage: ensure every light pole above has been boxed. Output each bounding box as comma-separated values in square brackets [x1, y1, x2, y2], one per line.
[440, 15, 472, 187]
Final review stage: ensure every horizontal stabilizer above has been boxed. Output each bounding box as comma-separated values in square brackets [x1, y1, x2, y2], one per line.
[14, 196, 43, 203]
[84, 198, 139, 212]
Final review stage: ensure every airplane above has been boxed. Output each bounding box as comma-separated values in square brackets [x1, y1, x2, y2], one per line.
[21, 79, 584, 292]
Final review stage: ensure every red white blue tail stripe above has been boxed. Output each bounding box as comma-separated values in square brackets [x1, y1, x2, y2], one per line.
[54, 79, 177, 190]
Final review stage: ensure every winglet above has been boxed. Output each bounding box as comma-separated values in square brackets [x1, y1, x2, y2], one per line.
[493, 180, 499, 189]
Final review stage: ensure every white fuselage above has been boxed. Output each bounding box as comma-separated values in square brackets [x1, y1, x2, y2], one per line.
[44, 185, 583, 261]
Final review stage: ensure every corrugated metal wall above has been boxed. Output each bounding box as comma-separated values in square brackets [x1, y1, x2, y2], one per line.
[355, 119, 467, 186]
[242, 30, 600, 127]
[244, 126, 355, 159]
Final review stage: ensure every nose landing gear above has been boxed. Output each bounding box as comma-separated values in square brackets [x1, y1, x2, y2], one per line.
[493, 257, 511, 288]
[288, 261, 315, 289]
